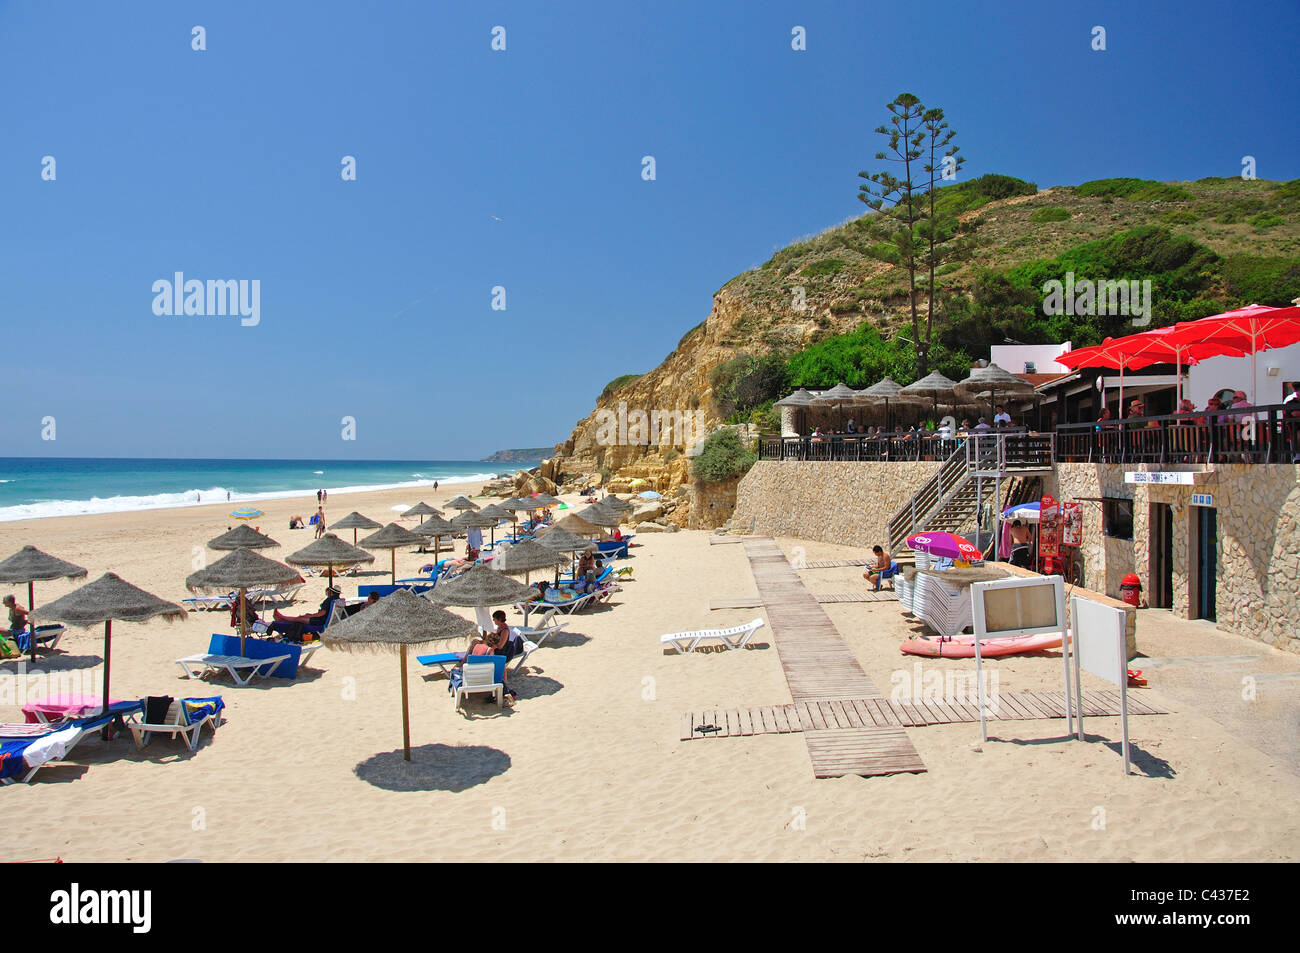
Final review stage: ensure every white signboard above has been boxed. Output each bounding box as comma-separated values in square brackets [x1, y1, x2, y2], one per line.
[1070, 596, 1132, 776]
[969, 576, 1071, 742]
[1124, 471, 1197, 485]
[1190, 493, 1213, 507]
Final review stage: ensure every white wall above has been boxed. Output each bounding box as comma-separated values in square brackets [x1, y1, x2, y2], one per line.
[1186, 341, 1300, 407]
[991, 343, 1073, 375]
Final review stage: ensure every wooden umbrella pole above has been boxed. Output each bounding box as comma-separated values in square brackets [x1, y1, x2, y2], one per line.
[400, 645, 411, 761]
[239, 586, 248, 656]
[27, 580, 36, 665]
[391, 549, 396, 585]
[101, 620, 112, 717]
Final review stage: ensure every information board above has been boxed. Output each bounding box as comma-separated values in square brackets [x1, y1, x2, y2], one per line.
[1039, 493, 1061, 559]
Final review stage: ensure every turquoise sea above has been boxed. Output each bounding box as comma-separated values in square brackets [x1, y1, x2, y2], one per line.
[0, 458, 536, 522]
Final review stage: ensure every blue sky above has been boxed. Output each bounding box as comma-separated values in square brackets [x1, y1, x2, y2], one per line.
[2, 0, 1296, 460]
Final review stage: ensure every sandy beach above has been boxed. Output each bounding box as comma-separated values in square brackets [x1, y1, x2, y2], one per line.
[1, 486, 1297, 862]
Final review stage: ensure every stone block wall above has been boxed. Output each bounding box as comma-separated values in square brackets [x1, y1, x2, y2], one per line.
[731, 460, 943, 548]
[690, 478, 740, 529]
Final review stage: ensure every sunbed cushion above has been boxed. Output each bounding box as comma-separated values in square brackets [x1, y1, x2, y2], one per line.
[206, 634, 301, 678]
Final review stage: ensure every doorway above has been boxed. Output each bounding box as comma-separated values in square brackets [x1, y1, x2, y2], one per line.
[1191, 506, 1217, 621]
[1148, 502, 1173, 609]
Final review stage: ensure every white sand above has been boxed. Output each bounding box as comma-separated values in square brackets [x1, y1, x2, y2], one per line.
[0, 491, 1296, 862]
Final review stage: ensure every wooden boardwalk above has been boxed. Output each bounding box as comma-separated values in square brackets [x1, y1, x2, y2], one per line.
[741, 538, 926, 778]
[709, 590, 896, 610]
[680, 689, 1168, 740]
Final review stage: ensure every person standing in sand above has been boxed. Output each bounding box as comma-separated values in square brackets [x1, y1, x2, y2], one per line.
[315, 507, 327, 539]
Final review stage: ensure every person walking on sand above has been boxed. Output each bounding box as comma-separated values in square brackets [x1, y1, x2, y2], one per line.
[317, 489, 323, 505]
[315, 507, 327, 539]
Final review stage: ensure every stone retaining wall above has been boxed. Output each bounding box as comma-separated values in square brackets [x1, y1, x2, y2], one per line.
[731, 460, 943, 548]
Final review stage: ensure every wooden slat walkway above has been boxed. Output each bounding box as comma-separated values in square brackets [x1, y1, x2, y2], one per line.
[708, 597, 764, 610]
[741, 538, 925, 778]
[681, 690, 1168, 739]
[709, 535, 747, 545]
[815, 590, 898, 604]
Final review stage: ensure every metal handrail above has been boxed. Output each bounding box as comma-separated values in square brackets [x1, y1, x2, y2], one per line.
[1055, 403, 1297, 465]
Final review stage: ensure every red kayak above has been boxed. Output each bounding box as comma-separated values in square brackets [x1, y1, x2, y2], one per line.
[900, 632, 1065, 658]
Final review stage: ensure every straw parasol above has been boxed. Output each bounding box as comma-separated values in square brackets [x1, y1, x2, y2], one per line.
[901, 370, 959, 424]
[811, 382, 863, 430]
[860, 377, 923, 431]
[956, 363, 1036, 418]
[450, 510, 498, 559]
[332, 511, 383, 545]
[414, 514, 458, 559]
[534, 527, 596, 554]
[526, 492, 561, 508]
[575, 502, 623, 529]
[498, 497, 531, 536]
[544, 513, 602, 537]
[401, 502, 441, 523]
[444, 495, 479, 512]
[599, 495, 634, 514]
[207, 524, 278, 551]
[322, 589, 476, 761]
[34, 573, 186, 716]
[774, 387, 816, 433]
[186, 549, 303, 653]
[425, 563, 539, 628]
[285, 534, 375, 587]
[475, 503, 513, 547]
[0, 545, 89, 664]
[490, 538, 565, 585]
[360, 523, 428, 584]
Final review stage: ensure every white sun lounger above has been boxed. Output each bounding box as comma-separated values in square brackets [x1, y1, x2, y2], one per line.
[182, 594, 235, 611]
[454, 658, 503, 710]
[174, 652, 291, 686]
[660, 618, 765, 654]
[127, 700, 222, 752]
[514, 610, 568, 647]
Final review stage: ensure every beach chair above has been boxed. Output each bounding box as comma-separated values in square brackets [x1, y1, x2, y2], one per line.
[181, 593, 235, 612]
[12, 624, 67, 655]
[0, 701, 145, 784]
[511, 640, 539, 675]
[127, 696, 225, 752]
[417, 651, 467, 677]
[452, 655, 504, 710]
[660, 618, 765, 654]
[515, 609, 568, 646]
[175, 648, 292, 686]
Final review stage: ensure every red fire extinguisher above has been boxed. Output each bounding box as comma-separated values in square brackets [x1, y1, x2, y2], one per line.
[1120, 573, 1142, 607]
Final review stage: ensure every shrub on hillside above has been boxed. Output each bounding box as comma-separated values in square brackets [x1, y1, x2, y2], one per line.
[1030, 207, 1071, 223]
[692, 429, 756, 483]
[600, 373, 643, 400]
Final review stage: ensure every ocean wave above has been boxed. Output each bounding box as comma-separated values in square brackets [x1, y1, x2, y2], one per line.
[313, 470, 324, 474]
[0, 471, 504, 523]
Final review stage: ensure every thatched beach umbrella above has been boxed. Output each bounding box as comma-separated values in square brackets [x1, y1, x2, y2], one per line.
[450, 510, 498, 559]
[526, 492, 561, 508]
[774, 387, 816, 434]
[576, 502, 623, 529]
[34, 573, 186, 716]
[599, 495, 634, 514]
[401, 502, 441, 523]
[285, 534, 375, 588]
[332, 511, 383, 545]
[499, 497, 531, 536]
[812, 382, 863, 430]
[545, 513, 602, 538]
[534, 527, 597, 555]
[956, 363, 1036, 419]
[207, 523, 279, 551]
[187, 548, 303, 654]
[490, 538, 565, 585]
[444, 495, 479, 512]
[901, 370, 960, 424]
[859, 377, 923, 431]
[322, 589, 476, 761]
[425, 563, 539, 628]
[360, 523, 427, 584]
[0, 545, 88, 664]
[414, 514, 458, 559]
[473, 503, 512, 547]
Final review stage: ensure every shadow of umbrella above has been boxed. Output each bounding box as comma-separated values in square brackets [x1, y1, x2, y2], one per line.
[354, 743, 511, 792]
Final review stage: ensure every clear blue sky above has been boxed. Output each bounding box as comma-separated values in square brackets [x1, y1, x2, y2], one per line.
[3, 0, 1296, 460]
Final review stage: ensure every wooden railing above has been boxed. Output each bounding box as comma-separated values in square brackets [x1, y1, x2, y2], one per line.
[1055, 403, 1299, 465]
[757, 430, 1055, 468]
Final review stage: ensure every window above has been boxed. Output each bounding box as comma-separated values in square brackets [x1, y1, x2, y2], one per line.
[1103, 498, 1133, 540]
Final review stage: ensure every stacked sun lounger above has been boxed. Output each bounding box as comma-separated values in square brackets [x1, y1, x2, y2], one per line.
[912, 571, 973, 637]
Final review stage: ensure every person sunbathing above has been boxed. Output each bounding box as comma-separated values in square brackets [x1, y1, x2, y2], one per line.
[272, 588, 340, 625]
